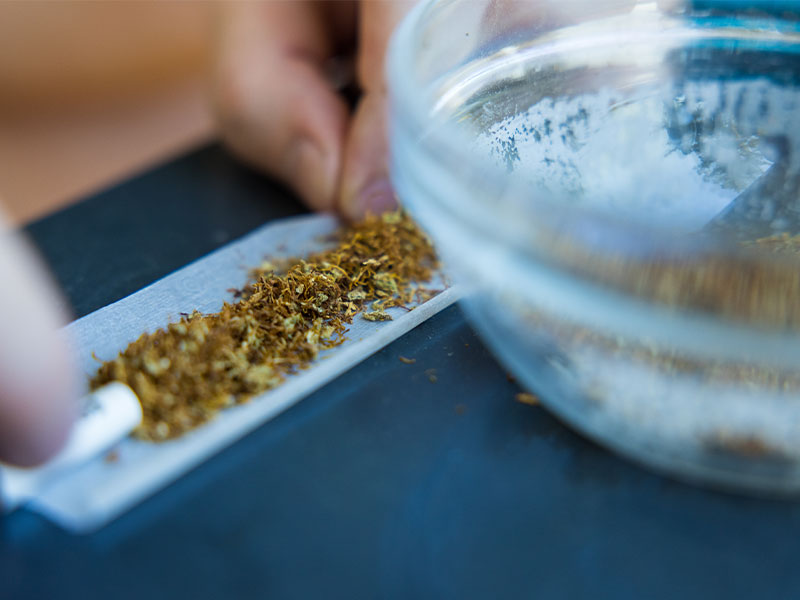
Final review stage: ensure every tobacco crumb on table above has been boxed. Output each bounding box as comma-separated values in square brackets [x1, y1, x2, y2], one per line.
[398, 356, 416, 365]
[90, 211, 439, 442]
[515, 392, 540, 406]
[425, 368, 438, 383]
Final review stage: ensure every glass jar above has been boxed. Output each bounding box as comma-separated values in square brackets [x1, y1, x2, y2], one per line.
[388, 0, 800, 493]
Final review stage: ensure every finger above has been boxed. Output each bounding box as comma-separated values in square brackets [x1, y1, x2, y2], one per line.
[338, 1, 415, 220]
[0, 215, 78, 467]
[212, 1, 356, 212]
[338, 91, 391, 221]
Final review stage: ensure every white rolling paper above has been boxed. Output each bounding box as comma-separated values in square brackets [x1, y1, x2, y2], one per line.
[7, 214, 457, 533]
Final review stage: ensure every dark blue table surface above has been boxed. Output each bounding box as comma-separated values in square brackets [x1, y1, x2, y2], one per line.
[4, 144, 800, 600]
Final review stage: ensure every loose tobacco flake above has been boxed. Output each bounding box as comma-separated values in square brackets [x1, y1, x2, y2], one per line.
[515, 392, 540, 406]
[90, 211, 439, 441]
[363, 310, 393, 322]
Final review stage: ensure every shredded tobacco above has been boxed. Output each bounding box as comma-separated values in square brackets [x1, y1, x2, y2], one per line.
[743, 232, 800, 255]
[536, 228, 800, 329]
[509, 231, 800, 460]
[90, 211, 439, 441]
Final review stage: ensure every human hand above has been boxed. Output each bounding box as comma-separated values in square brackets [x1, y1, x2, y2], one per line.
[212, 0, 415, 221]
[0, 214, 77, 467]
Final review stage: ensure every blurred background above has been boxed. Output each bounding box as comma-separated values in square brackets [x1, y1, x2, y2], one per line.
[0, 1, 216, 225]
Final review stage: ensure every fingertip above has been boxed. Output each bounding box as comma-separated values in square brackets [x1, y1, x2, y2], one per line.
[0, 390, 76, 468]
[0, 322, 78, 468]
[285, 136, 340, 213]
[340, 177, 397, 222]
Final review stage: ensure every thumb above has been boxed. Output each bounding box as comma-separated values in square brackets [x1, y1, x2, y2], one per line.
[338, 1, 415, 221]
[338, 91, 393, 221]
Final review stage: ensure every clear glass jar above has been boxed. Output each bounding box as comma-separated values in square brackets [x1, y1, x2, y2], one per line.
[388, 0, 800, 493]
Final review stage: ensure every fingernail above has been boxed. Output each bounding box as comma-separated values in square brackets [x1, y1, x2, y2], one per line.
[353, 178, 397, 218]
[288, 139, 336, 211]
